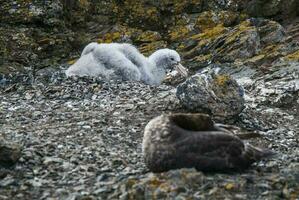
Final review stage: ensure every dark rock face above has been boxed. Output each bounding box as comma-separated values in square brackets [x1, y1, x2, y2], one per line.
[245, 0, 299, 21]
[180, 18, 293, 70]
[176, 67, 245, 120]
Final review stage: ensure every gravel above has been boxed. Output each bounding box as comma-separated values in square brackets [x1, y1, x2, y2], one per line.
[0, 66, 298, 199]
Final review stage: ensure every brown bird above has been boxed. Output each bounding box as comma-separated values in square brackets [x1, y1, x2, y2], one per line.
[142, 113, 274, 172]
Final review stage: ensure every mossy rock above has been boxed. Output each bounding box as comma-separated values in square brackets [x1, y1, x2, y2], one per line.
[135, 31, 162, 43]
[195, 11, 245, 31]
[246, 0, 299, 21]
[167, 26, 192, 42]
[139, 41, 168, 56]
[111, 1, 161, 30]
[284, 50, 299, 62]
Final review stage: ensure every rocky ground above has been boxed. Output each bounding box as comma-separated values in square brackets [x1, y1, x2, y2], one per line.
[0, 62, 298, 199]
[0, 0, 299, 199]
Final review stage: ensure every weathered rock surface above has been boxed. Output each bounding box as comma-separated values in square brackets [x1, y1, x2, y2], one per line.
[1, 0, 298, 75]
[177, 67, 245, 120]
[0, 139, 21, 168]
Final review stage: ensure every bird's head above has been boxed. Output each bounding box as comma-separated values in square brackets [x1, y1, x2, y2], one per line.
[149, 49, 188, 77]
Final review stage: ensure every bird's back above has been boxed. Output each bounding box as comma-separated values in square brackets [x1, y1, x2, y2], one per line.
[114, 43, 160, 84]
[143, 115, 274, 172]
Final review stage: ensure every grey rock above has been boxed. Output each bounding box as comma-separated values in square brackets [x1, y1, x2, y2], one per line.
[0, 139, 21, 168]
[176, 67, 245, 119]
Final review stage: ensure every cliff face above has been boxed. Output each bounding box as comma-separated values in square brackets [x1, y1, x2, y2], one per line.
[0, 0, 298, 74]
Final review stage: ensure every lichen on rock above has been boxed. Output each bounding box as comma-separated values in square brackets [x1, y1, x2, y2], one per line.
[176, 65, 245, 120]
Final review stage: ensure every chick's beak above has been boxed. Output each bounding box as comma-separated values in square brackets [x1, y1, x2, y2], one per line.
[175, 63, 188, 78]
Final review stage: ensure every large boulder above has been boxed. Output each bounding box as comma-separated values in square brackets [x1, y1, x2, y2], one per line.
[176, 66, 245, 120]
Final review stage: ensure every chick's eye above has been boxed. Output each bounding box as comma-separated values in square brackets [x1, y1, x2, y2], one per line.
[170, 58, 174, 60]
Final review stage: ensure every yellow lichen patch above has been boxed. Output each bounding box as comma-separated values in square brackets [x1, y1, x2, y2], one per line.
[194, 54, 212, 63]
[253, 44, 283, 63]
[158, 182, 172, 193]
[126, 179, 137, 188]
[174, 16, 190, 26]
[77, 0, 90, 11]
[259, 44, 280, 58]
[224, 20, 254, 45]
[139, 41, 168, 56]
[195, 11, 240, 31]
[218, 11, 238, 23]
[67, 59, 78, 65]
[171, 24, 228, 62]
[195, 11, 218, 30]
[97, 25, 141, 43]
[214, 75, 230, 87]
[177, 43, 186, 52]
[78, 0, 89, 7]
[136, 31, 162, 43]
[290, 190, 299, 200]
[112, 1, 160, 25]
[239, 13, 249, 21]
[172, 0, 203, 13]
[224, 183, 235, 190]
[245, 54, 265, 64]
[148, 177, 164, 187]
[168, 26, 191, 41]
[192, 24, 226, 41]
[285, 50, 299, 61]
[97, 32, 122, 43]
[238, 20, 252, 31]
[263, 44, 279, 53]
[181, 27, 225, 59]
[153, 0, 203, 14]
